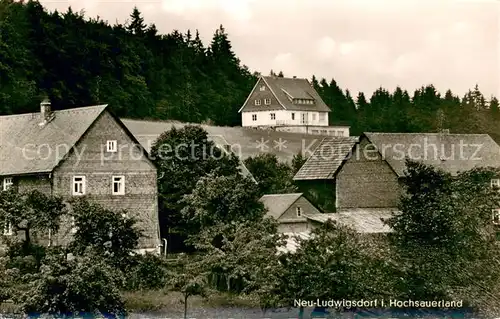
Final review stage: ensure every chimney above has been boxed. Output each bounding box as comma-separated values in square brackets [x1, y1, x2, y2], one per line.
[293, 76, 297, 79]
[39, 98, 53, 126]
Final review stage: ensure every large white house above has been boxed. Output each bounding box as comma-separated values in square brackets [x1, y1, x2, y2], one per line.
[238, 76, 349, 136]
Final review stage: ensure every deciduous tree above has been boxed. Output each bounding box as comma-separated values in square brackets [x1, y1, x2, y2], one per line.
[151, 125, 240, 238]
[387, 160, 500, 313]
[69, 198, 141, 268]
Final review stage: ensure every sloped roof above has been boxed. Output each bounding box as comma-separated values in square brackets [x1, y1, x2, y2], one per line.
[305, 208, 397, 233]
[122, 119, 324, 162]
[363, 132, 500, 177]
[241, 76, 331, 112]
[293, 136, 359, 180]
[208, 135, 257, 182]
[0, 105, 108, 175]
[260, 193, 303, 219]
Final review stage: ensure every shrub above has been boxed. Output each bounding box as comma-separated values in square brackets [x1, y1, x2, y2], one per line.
[17, 249, 126, 318]
[5, 241, 47, 276]
[125, 253, 168, 291]
[69, 198, 141, 270]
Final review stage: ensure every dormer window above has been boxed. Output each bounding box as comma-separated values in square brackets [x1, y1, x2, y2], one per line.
[260, 85, 266, 91]
[106, 140, 117, 152]
[293, 98, 314, 105]
[254, 99, 261, 106]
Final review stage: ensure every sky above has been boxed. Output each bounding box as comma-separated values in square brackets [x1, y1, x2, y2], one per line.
[40, 0, 500, 99]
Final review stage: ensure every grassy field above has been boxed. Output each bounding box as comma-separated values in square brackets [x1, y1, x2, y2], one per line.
[121, 290, 259, 313]
[122, 119, 327, 162]
[0, 291, 260, 316]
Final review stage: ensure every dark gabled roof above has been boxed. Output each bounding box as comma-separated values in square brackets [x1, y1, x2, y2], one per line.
[305, 208, 397, 233]
[206, 135, 257, 183]
[363, 132, 500, 177]
[293, 136, 359, 180]
[260, 193, 303, 219]
[123, 119, 324, 162]
[0, 105, 108, 175]
[240, 76, 331, 113]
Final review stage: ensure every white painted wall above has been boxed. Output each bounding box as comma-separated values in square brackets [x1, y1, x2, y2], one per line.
[275, 126, 350, 137]
[242, 110, 329, 127]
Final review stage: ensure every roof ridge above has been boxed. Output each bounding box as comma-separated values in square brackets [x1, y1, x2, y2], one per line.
[261, 193, 303, 197]
[263, 75, 309, 81]
[0, 104, 108, 119]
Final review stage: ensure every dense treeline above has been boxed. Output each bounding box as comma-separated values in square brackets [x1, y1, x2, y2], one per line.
[0, 0, 254, 125]
[314, 78, 500, 137]
[2, 0, 499, 138]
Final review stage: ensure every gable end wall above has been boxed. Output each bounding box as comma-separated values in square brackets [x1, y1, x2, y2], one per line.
[277, 196, 321, 233]
[52, 111, 159, 249]
[336, 137, 401, 209]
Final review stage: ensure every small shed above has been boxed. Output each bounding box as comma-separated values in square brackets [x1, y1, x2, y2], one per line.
[260, 193, 322, 233]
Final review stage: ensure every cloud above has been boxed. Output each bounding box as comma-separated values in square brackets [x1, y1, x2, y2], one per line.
[339, 42, 354, 56]
[160, 0, 254, 21]
[272, 53, 294, 72]
[316, 36, 336, 59]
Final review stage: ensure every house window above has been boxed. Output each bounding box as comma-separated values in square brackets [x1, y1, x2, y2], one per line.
[491, 179, 500, 188]
[260, 85, 266, 91]
[70, 216, 77, 234]
[72, 176, 86, 196]
[270, 113, 276, 120]
[291, 113, 295, 120]
[301, 113, 307, 124]
[264, 98, 271, 105]
[252, 114, 257, 121]
[106, 140, 117, 152]
[112, 176, 125, 195]
[336, 131, 345, 137]
[312, 113, 317, 121]
[296, 206, 302, 217]
[319, 113, 326, 122]
[2, 177, 13, 191]
[3, 221, 12, 236]
[493, 209, 500, 225]
[254, 99, 261, 106]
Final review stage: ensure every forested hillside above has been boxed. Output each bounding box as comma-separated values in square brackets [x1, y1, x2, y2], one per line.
[1, 0, 499, 138]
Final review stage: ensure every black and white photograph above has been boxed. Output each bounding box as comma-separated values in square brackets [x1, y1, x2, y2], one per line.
[0, 0, 499, 318]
